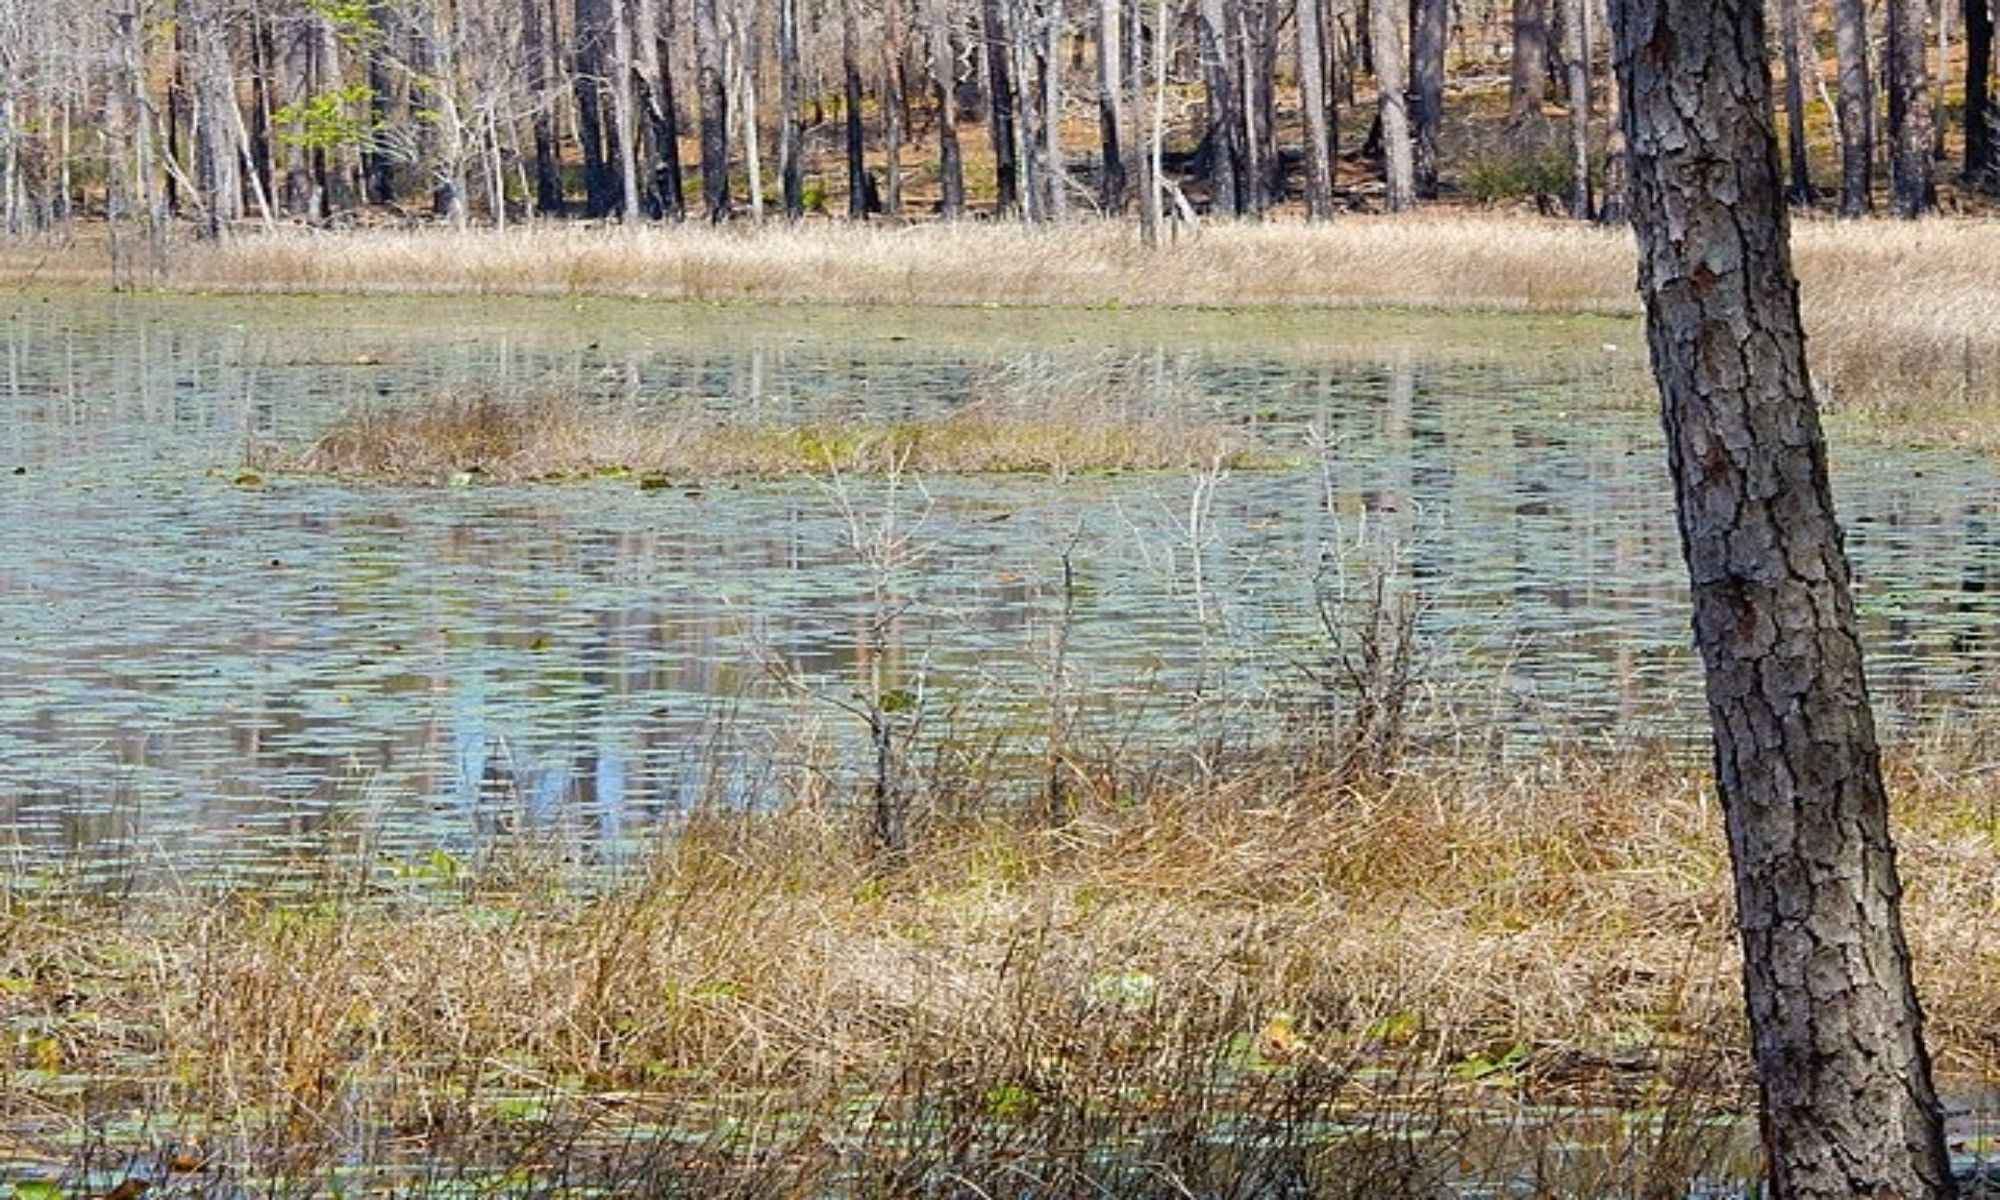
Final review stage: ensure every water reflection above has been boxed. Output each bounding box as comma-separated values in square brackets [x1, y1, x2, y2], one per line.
[2, 296, 1997, 879]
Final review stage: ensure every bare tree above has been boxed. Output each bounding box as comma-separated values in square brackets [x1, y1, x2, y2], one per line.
[1410, 0, 1445, 198]
[1834, 0, 1873, 214]
[1369, 0, 1412, 210]
[1296, 0, 1334, 217]
[981, 0, 1022, 214]
[1886, 0, 1937, 216]
[1779, 0, 1815, 204]
[928, 0, 966, 215]
[841, 0, 868, 216]
[1968, 0, 1996, 186]
[1096, 0, 1126, 211]
[779, 0, 805, 215]
[1508, 0, 1548, 118]
[696, 0, 733, 218]
[1562, 0, 1591, 218]
[1610, 0, 1959, 1189]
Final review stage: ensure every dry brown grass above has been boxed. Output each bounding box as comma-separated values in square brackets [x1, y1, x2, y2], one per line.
[10, 216, 1998, 448]
[252, 384, 1276, 483]
[3, 727, 1998, 1189]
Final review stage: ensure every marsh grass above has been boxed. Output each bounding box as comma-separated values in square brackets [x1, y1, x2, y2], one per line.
[254, 384, 1280, 483]
[8, 720, 2000, 1194]
[14, 216, 2000, 450]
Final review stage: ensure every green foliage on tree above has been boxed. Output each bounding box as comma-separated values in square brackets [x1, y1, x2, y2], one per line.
[272, 84, 375, 153]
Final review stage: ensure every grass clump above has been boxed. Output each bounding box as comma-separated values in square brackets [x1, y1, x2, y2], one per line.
[258, 385, 1278, 485]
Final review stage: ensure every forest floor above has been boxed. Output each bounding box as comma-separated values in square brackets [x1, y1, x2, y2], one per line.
[6, 726, 2000, 1193]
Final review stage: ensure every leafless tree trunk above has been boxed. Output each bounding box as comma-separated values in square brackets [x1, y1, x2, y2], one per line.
[1197, 0, 1242, 212]
[1968, 0, 1996, 185]
[1780, 0, 1815, 204]
[842, 0, 870, 216]
[1097, 0, 1127, 210]
[1139, 0, 1165, 243]
[1834, 0, 1874, 214]
[928, 0, 967, 215]
[526, 0, 564, 213]
[1410, 0, 1446, 198]
[779, 0, 806, 215]
[1369, 0, 1413, 209]
[188, 0, 243, 238]
[982, 0, 1023, 214]
[1043, 0, 1067, 217]
[611, 0, 644, 219]
[1886, 0, 1937, 216]
[1508, 0, 1549, 117]
[1610, 0, 1959, 1190]
[1563, 0, 1592, 217]
[884, 0, 907, 214]
[697, 0, 734, 219]
[1297, 0, 1334, 216]
[637, 0, 687, 220]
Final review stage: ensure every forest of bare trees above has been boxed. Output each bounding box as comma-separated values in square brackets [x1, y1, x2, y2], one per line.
[0, 0, 1993, 237]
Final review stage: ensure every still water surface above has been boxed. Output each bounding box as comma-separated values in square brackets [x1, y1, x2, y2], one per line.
[3, 293, 1997, 882]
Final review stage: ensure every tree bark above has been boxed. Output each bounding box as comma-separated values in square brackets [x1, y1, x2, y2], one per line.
[1834, 0, 1874, 214]
[885, 0, 908, 215]
[1563, 0, 1592, 218]
[1508, 0, 1549, 117]
[929, 0, 967, 215]
[524, 0, 564, 213]
[574, 0, 618, 216]
[611, 0, 645, 220]
[1369, 0, 1413, 209]
[638, 0, 687, 221]
[1097, 0, 1127, 210]
[188, 0, 243, 238]
[842, 0, 870, 216]
[983, 0, 1024, 214]
[1886, 0, 1938, 216]
[1410, 0, 1446, 198]
[780, 0, 806, 215]
[1297, 0, 1334, 216]
[1968, 0, 1996, 184]
[1780, 0, 1815, 204]
[1609, 0, 1958, 1191]
[1197, 0, 1243, 212]
[696, 0, 733, 219]
[1043, 0, 1068, 218]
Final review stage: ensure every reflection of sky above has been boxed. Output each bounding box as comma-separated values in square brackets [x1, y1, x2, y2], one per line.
[1, 299, 1998, 878]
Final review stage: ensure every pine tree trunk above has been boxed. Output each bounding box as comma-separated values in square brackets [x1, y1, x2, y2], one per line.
[696, 0, 733, 219]
[1834, 0, 1874, 214]
[780, 0, 806, 215]
[1297, 0, 1334, 216]
[1610, 0, 1959, 1190]
[1370, 0, 1413, 209]
[1411, 0, 1446, 198]
[928, 0, 966, 215]
[1509, 0, 1549, 117]
[1886, 0, 1937, 216]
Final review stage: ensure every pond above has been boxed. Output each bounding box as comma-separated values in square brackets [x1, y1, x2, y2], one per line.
[2, 292, 1998, 883]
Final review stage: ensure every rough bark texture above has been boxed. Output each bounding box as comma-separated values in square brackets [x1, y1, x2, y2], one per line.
[1608, 0, 1958, 1191]
[1297, 0, 1335, 217]
[1886, 0, 1938, 216]
[1833, 0, 1873, 214]
[1370, 0, 1413, 209]
[610, 0, 644, 220]
[1509, 0, 1550, 116]
[1410, 0, 1446, 198]
[637, 0, 686, 221]
[695, 0, 732, 220]
[1968, 0, 1996, 184]
[573, 0, 618, 216]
